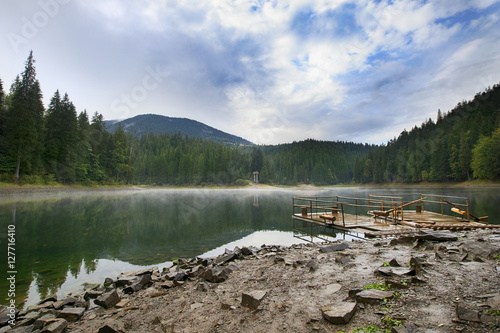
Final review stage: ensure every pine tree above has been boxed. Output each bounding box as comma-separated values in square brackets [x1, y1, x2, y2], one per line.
[5, 51, 45, 182]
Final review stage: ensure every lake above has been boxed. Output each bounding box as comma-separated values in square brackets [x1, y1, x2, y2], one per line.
[0, 186, 498, 308]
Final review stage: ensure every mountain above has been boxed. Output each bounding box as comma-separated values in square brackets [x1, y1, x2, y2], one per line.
[105, 114, 253, 146]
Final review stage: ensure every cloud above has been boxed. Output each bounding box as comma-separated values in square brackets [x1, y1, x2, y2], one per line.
[0, 0, 499, 145]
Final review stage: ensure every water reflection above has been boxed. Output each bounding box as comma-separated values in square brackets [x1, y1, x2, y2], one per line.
[0, 186, 497, 308]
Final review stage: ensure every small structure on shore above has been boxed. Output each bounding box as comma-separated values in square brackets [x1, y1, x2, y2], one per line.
[252, 171, 259, 183]
[292, 193, 496, 238]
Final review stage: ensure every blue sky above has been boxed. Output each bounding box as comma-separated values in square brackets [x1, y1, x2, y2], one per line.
[1, 0, 500, 144]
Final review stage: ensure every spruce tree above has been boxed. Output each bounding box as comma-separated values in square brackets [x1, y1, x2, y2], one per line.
[6, 51, 45, 182]
[44, 91, 78, 182]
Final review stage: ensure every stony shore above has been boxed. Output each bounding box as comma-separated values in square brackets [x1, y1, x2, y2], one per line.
[1, 229, 499, 333]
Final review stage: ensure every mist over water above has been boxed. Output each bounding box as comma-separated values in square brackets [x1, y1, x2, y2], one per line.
[0, 186, 498, 308]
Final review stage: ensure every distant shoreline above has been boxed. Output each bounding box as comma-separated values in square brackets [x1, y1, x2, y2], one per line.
[0, 181, 498, 202]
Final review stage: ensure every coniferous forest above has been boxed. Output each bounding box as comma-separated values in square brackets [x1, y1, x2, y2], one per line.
[0, 52, 499, 186]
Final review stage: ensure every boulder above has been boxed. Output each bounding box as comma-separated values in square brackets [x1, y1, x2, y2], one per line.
[84, 290, 103, 300]
[115, 276, 136, 288]
[455, 303, 481, 322]
[57, 307, 85, 322]
[38, 294, 57, 305]
[215, 252, 238, 265]
[95, 290, 120, 309]
[34, 313, 56, 329]
[123, 274, 152, 294]
[241, 290, 268, 310]
[356, 289, 394, 304]
[416, 230, 458, 242]
[40, 318, 68, 333]
[319, 242, 350, 253]
[201, 266, 232, 283]
[321, 302, 357, 324]
[53, 297, 76, 310]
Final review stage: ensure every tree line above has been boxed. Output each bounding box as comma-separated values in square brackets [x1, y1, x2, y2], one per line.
[353, 84, 500, 183]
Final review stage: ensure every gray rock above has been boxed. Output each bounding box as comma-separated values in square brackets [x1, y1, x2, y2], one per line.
[115, 276, 136, 288]
[215, 252, 238, 265]
[53, 297, 76, 310]
[159, 281, 175, 289]
[7, 326, 35, 333]
[95, 290, 120, 309]
[356, 289, 394, 304]
[321, 302, 357, 324]
[241, 290, 268, 310]
[486, 295, 500, 311]
[416, 230, 458, 242]
[196, 282, 210, 292]
[377, 267, 415, 277]
[14, 310, 41, 327]
[306, 260, 319, 272]
[40, 319, 68, 333]
[97, 321, 125, 333]
[324, 283, 342, 295]
[188, 265, 204, 278]
[201, 266, 232, 283]
[0, 326, 11, 333]
[390, 236, 416, 246]
[38, 294, 57, 305]
[388, 258, 401, 267]
[123, 274, 152, 294]
[335, 255, 352, 265]
[57, 307, 85, 322]
[455, 303, 481, 322]
[0, 306, 13, 326]
[463, 241, 499, 260]
[319, 242, 350, 253]
[34, 314, 56, 329]
[348, 288, 363, 298]
[103, 277, 114, 287]
[240, 247, 254, 255]
[119, 266, 157, 277]
[84, 290, 103, 300]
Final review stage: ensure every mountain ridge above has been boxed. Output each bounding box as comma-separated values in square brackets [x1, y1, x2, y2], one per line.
[105, 114, 253, 146]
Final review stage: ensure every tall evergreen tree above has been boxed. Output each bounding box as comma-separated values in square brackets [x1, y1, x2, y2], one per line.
[5, 51, 45, 182]
[75, 110, 91, 182]
[44, 91, 78, 182]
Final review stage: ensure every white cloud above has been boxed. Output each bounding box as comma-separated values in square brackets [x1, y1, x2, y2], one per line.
[1, 0, 499, 145]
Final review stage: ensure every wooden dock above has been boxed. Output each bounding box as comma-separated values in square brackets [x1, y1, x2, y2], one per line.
[292, 194, 498, 238]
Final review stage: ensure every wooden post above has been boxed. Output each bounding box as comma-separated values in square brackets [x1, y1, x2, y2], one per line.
[466, 199, 470, 222]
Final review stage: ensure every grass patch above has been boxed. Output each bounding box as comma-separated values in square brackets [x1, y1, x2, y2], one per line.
[363, 282, 391, 291]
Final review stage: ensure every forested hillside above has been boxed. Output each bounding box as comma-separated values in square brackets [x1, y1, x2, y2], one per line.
[354, 84, 500, 183]
[105, 114, 253, 146]
[259, 140, 375, 184]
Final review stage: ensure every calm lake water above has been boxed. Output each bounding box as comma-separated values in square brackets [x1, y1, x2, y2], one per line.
[0, 186, 498, 308]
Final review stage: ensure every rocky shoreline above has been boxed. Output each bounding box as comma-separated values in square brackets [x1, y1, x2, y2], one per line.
[1, 229, 499, 333]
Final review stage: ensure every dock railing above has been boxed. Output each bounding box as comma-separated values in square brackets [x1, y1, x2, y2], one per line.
[292, 195, 404, 226]
[421, 194, 471, 221]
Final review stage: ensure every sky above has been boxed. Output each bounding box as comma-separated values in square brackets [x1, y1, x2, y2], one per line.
[1, 0, 500, 145]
